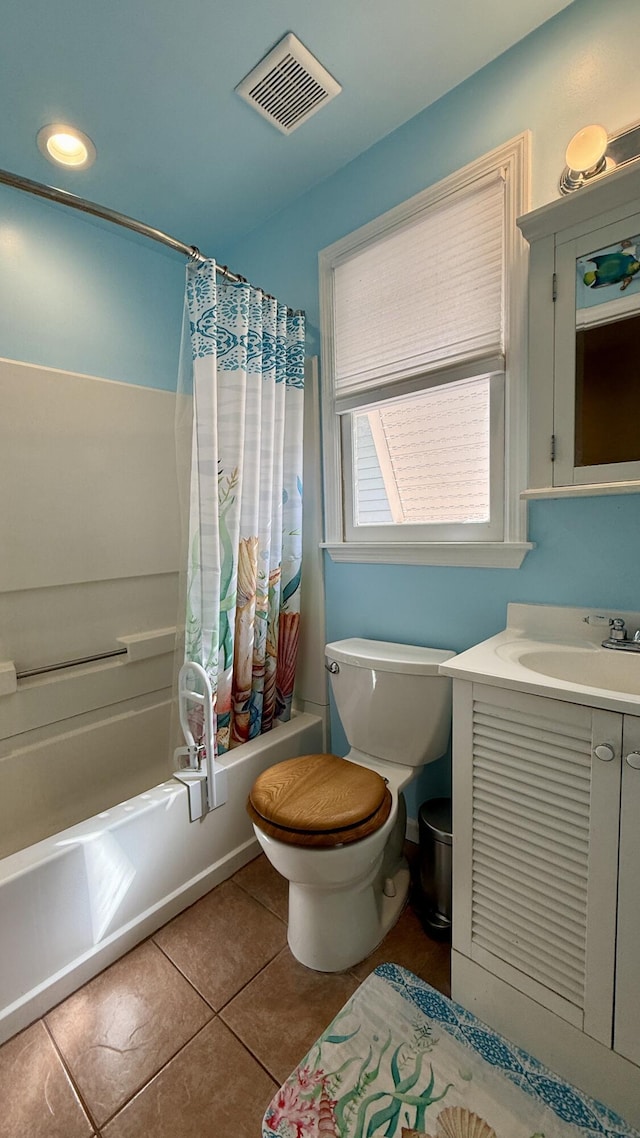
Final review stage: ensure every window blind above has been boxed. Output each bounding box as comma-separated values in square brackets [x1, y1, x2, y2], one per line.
[333, 171, 505, 402]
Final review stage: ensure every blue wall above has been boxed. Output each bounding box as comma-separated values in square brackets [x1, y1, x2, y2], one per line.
[0, 185, 184, 389]
[219, 0, 640, 815]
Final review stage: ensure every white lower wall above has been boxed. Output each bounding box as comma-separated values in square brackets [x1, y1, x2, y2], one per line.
[0, 695, 172, 859]
[0, 358, 181, 857]
[0, 573, 178, 679]
[0, 357, 180, 596]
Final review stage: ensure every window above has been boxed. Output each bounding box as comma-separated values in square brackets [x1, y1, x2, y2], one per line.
[319, 134, 533, 567]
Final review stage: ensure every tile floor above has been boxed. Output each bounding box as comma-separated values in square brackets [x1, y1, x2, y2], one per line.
[0, 847, 450, 1138]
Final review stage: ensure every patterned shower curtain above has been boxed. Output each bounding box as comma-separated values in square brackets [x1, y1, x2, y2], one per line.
[183, 259, 304, 754]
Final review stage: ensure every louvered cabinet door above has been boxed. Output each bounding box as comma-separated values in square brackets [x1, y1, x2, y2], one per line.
[615, 713, 640, 1067]
[453, 682, 621, 1043]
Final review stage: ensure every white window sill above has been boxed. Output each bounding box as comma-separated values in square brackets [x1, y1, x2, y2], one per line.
[321, 542, 534, 568]
[521, 481, 640, 500]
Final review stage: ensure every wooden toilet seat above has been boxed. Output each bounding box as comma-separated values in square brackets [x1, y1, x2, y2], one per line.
[247, 753, 392, 848]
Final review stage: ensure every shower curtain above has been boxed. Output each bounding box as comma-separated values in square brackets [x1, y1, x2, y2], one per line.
[182, 259, 304, 755]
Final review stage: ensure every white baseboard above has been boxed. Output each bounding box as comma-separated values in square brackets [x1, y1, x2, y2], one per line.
[296, 700, 330, 751]
[406, 816, 419, 844]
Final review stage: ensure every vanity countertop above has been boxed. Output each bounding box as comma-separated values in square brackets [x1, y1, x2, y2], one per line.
[439, 602, 640, 715]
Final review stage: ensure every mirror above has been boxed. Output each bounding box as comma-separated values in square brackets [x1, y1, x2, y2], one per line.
[575, 232, 640, 467]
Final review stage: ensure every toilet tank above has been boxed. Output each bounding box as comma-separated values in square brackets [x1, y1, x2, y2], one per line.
[325, 638, 456, 769]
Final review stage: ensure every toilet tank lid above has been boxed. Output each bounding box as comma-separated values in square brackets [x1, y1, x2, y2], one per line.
[325, 638, 456, 676]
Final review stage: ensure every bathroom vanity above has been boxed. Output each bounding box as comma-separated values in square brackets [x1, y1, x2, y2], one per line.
[440, 604, 640, 1127]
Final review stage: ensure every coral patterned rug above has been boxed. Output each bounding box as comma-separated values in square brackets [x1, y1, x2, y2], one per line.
[262, 964, 637, 1138]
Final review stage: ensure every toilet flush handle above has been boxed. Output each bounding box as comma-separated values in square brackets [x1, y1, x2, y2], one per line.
[325, 660, 340, 674]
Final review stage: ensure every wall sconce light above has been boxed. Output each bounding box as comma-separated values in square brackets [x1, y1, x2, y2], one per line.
[559, 118, 640, 195]
[559, 124, 611, 194]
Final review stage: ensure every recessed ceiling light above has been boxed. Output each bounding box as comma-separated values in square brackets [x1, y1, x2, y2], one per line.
[37, 123, 96, 169]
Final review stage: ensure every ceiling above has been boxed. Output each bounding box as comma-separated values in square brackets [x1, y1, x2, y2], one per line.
[2, 0, 575, 253]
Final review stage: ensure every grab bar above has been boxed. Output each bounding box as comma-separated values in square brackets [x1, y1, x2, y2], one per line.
[173, 662, 227, 820]
[6, 626, 177, 686]
[16, 648, 127, 680]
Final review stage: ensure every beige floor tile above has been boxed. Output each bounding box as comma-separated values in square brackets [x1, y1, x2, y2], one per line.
[221, 946, 359, 1085]
[350, 904, 451, 996]
[46, 940, 212, 1127]
[153, 878, 286, 1010]
[233, 853, 289, 921]
[0, 1020, 93, 1138]
[102, 1019, 277, 1138]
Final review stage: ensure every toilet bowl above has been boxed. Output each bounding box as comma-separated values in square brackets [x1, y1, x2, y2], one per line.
[247, 638, 455, 972]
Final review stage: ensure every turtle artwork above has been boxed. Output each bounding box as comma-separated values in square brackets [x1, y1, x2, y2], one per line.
[582, 237, 640, 291]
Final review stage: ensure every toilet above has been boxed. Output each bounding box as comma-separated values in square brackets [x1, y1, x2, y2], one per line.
[247, 638, 455, 972]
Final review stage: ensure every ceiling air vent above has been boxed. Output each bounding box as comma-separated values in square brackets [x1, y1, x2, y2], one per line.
[236, 33, 341, 135]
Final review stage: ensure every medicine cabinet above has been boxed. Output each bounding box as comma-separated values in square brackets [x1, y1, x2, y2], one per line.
[517, 162, 640, 498]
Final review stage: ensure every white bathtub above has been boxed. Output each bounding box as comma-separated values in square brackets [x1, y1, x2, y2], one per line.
[0, 710, 323, 1044]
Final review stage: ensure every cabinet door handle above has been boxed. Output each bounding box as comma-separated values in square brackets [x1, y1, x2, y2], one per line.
[594, 743, 615, 761]
[625, 751, 640, 769]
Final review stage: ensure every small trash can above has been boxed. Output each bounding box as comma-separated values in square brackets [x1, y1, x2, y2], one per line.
[418, 797, 452, 939]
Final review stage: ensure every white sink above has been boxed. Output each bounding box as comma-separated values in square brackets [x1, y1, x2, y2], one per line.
[500, 642, 640, 698]
[439, 603, 640, 713]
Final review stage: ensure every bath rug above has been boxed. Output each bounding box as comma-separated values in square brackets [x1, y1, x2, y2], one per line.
[262, 963, 638, 1138]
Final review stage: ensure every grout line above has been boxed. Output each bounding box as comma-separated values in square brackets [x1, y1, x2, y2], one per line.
[153, 931, 288, 1015]
[230, 852, 289, 917]
[42, 947, 220, 1132]
[42, 1018, 100, 1133]
[149, 866, 287, 1012]
[217, 943, 290, 1015]
[150, 873, 289, 1015]
[95, 1019, 215, 1131]
[232, 876, 287, 924]
[150, 937, 220, 1010]
[219, 1017, 282, 1089]
[36, 939, 222, 1134]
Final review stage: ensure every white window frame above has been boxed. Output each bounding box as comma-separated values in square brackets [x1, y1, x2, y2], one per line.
[319, 132, 533, 568]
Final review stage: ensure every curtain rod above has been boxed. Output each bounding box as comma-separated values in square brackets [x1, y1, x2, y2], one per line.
[0, 167, 301, 310]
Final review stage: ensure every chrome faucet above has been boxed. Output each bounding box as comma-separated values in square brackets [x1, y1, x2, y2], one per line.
[602, 618, 640, 652]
